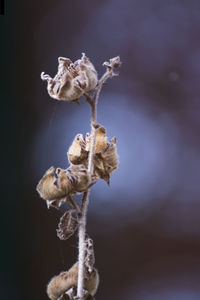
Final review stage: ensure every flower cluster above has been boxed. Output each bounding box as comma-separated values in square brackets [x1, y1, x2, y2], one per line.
[37, 124, 118, 210]
[68, 124, 118, 185]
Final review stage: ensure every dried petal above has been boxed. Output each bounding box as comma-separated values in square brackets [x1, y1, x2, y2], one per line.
[67, 165, 91, 193]
[67, 134, 88, 165]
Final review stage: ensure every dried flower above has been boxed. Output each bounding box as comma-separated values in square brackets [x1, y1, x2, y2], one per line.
[46, 262, 99, 300]
[103, 56, 121, 70]
[36, 165, 92, 209]
[41, 53, 98, 102]
[67, 125, 118, 185]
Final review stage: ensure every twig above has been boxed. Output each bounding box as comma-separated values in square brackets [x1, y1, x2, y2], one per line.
[77, 62, 119, 299]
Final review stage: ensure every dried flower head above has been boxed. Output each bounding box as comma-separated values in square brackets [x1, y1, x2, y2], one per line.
[41, 53, 98, 102]
[47, 262, 99, 300]
[103, 56, 121, 70]
[67, 125, 119, 185]
[36, 165, 92, 209]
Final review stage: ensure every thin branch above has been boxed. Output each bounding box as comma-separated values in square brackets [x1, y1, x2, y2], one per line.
[77, 57, 120, 299]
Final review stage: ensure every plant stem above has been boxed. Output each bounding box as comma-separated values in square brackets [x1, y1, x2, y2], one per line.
[77, 66, 117, 300]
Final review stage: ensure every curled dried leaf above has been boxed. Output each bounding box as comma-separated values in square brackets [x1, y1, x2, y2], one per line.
[56, 209, 78, 240]
[41, 53, 98, 102]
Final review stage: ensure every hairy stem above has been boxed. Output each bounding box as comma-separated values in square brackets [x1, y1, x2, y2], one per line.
[77, 65, 118, 300]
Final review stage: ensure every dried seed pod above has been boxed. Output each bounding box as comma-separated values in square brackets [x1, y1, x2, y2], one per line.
[56, 209, 79, 240]
[41, 53, 98, 102]
[67, 134, 88, 165]
[36, 165, 91, 209]
[46, 263, 99, 300]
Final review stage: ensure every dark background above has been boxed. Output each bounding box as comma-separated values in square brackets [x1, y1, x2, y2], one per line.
[1, 0, 200, 299]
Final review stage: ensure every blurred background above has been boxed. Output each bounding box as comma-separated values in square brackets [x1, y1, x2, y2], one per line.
[1, 0, 200, 299]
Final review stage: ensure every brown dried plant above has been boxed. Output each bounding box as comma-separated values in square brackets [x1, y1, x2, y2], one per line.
[37, 53, 121, 300]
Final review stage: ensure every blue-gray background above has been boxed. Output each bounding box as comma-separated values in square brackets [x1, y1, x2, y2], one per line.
[1, 0, 200, 299]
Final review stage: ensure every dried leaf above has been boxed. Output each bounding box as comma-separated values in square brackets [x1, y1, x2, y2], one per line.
[57, 210, 78, 240]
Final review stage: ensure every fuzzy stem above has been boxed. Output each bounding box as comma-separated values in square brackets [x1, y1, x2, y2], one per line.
[77, 99, 97, 300]
[77, 65, 118, 300]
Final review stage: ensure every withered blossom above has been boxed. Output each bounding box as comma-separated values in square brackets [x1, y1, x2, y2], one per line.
[47, 262, 99, 300]
[36, 164, 91, 209]
[67, 125, 119, 185]
[41, 53, 98, 102]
